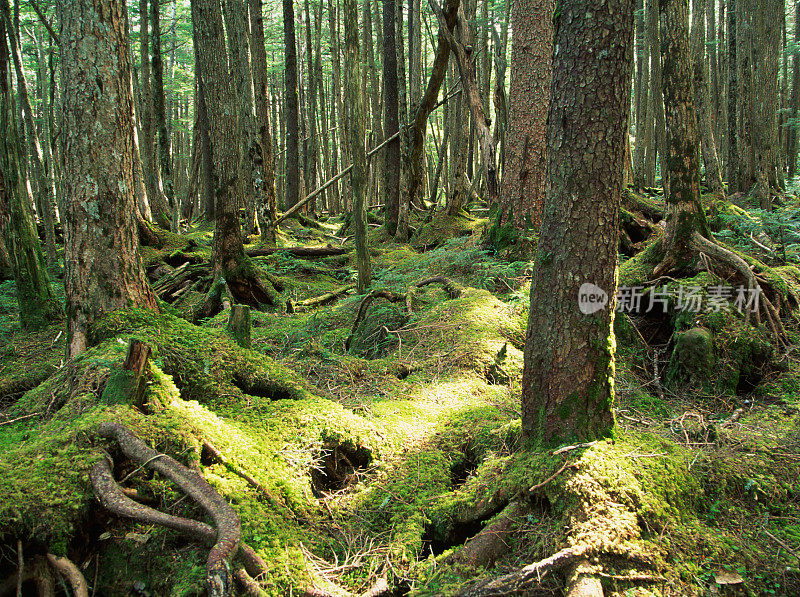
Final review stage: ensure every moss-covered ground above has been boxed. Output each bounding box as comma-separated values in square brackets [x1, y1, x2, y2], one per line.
[3, 203, 800, 596]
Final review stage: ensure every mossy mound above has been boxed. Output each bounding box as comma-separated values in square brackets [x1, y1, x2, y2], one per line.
[411, 211, 487, 251]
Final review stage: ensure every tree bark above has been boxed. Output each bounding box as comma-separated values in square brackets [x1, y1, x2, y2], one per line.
[345, 0, 371, 292]
[191, 0, 246, 278]
[726, 0, 738, 187]
[59, 0, 159, 357]
[633, 0, 649, 189]
[499, 0, 553, 229]
[691, 0, 724, 194]
[383, 0, 401, 235]
[284, 0, 302, 209]
[249, 0, 279, 242]
[303, 0, 319, 213]
[521, 0, 632, 444]
[151, 0, 173, 209]
[789, 0, 800, 177]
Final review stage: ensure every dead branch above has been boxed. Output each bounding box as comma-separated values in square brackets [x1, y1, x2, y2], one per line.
[287, 284, 356, 313]
[97, 423, 241, 596]
[345, 290, 405, 351]
[528, 462, 578, 494]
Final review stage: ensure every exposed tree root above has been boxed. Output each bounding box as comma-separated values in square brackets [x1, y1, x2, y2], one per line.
[450, 501, 528, 569]
[345, 277, 463, 351]
[653, 232, 793, 347]
[96, 423, 243, 596]
[45, 555, 88, 597]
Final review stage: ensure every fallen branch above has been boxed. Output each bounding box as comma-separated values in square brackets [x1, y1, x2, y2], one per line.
[247, 246, 350, 258]
[528, 462, 578, 494]
[98, 423, 241, 596]
[287, 284, 356, 313]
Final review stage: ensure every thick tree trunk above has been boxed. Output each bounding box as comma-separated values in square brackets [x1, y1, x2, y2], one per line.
[383, 0, 401, 235]
[499, 0, 553, 229]
[345, 0, 371, 292]
[191, 0, 246, 278]
[284, 0, 302, 209]
[658, 0, 710, 267]
[222, 0, 262, 235]
[751, 0, 781, 207]
[59, 0, 158, 357]
[522, 0, 632, 445]
[249, 0, 279, 242]
[691, 0, 724, 194]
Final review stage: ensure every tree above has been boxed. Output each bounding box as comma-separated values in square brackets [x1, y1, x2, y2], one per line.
[0, 15, 61, 331]
[151, 0, 173, 206]
[521, 0, 633, 445]
[59, 0, 159, 358]
[283, 0, 301, 210]
[344, 0, 371, 292]
[633, 0, 649, 189]
[382, 0, 401, 235]
[499, 0, 554, 229]
[691, 0, 723, 194]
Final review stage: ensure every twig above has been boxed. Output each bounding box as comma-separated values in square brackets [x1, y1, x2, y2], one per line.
[764, 530, 800, 561]
[529, 462, 577, 494]
[551, 441, 598, 455]
[0, 412, 42, 426]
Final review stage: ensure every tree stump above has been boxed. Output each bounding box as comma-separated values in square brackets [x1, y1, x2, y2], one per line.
[100, 339, 152, 409]
[227, 305, 252, 349]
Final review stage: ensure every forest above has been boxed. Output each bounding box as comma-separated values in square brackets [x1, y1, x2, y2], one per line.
[1, 0, 800, 595]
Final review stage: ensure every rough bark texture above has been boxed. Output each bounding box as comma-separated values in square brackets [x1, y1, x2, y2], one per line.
[647, 0, 668, 192]
[521, 0, 632, 445]
[691, 0, 724, 194]
[383, 0, 401, 235]
[658, 0, 710, 267]
[59, 0, 158, 358]
[304, 0, 319, 213]
[499, 0, 553, 229]
[249, 0, 278, 241]
[191, 0, 246, 278]
[751, 0, 781, 207]
[284, 0, 301, 209]
[344, 0, 371, 292]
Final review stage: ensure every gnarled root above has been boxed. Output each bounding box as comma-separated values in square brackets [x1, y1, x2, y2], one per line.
[96, 423, 247, 596]
[450, 501, 528, 569]
[45, 555, 88, 597]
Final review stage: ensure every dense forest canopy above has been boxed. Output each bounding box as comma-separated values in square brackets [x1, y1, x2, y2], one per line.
[2, 0, 800, 596]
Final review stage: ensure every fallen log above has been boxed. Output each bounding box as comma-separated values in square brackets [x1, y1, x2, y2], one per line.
[247, 246, 350, 258]
[286, 284, 356, 313]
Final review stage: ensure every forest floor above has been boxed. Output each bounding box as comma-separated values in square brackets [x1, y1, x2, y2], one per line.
[2, 194, 800, 596]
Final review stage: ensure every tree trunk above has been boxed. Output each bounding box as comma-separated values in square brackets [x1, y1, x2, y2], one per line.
[0, 18, 61, 330]
[751, 0, 781, 207]
[789, 0, 800, 178]
[1, 0, 58, 266]
[736, 0, 755, 192]
[284, 0, 302, 209]
[691, 0, 724, 194]
[151, 0, 173, 207]
[314, 0, 331, 214]
[249, 0, 278, 242]
[647, 0, 668, 193]
[522, 0, 633, 445]
[59, 0, 159, 358]
[633, 0, 649, 189]
[222, 0, 261, 235]
[658, 0, 710, 266]
[727, 0, 738, 187]
[499, 0, 553, 229]
[344, 0, 371, 292]
[328, 0, 344, 214]
[383, 0, 401, 235]
[191, 0, 246, 278]
[303, 0, 319, 213]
